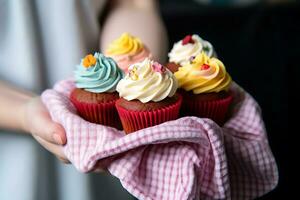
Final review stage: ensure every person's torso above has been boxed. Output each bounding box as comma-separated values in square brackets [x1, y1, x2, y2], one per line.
[0, 0, 105, 92]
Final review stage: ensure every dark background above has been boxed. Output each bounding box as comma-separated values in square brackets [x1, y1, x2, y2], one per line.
[160, 1, 299, 199]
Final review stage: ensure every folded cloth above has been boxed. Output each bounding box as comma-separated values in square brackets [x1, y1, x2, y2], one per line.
[41, 79, 278, 200]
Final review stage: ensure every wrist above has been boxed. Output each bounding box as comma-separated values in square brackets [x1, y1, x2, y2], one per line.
[18, 98, 30, 133]
[19, 96, 37, 133]
[0, 81, 36, 133]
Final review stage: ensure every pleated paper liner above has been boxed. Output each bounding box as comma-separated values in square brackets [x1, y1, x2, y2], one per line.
[70, 93, 122, 130]
[115, 95, 182, 134]
[180, 91, 233, 126]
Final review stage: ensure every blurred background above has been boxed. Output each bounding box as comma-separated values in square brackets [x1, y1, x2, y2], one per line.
[159, 0, 298, 199]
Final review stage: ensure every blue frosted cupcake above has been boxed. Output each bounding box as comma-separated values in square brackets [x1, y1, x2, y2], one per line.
[70, 52, 124, 129]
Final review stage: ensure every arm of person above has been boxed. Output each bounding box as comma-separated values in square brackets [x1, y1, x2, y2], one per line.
[100, 0, 168, 63]
[0, 81, 69, 163]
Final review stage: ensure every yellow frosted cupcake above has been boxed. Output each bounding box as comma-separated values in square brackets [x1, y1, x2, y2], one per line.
[105, 33, 152, 73]
[174, 52, 232, 125]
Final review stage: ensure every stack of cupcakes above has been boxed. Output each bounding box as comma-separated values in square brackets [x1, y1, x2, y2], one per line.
[70, 33, 181, 133]
[69, 32, 233, 135]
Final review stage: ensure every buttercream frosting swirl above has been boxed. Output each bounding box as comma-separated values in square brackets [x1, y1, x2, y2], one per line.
[105, 33, 152, 72]
[116, 58, 178, 103]
[168, 34, 215, 66]
[75, 52, 124, 93]
[174, 52, 231, 94]
[106, 33, 144, 56]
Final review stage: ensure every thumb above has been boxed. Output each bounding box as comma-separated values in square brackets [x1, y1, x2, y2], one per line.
[35, 118, 67, 145]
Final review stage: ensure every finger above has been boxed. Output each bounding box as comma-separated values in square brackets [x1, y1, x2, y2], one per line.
[57, 156, 71, 164]
[31, 100, 67, 145]
[33, 135, 68, 161]
[93, 168, 106, 173]
[92, 161, 107, 173]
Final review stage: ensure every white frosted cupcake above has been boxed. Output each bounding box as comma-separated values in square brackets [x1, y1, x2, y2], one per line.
[115, 58, 182, 134]
[166, 34, 216, 73]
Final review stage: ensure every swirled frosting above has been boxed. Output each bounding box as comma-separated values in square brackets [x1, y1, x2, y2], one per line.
[105, 33, 152, 72]
[174, 52, 231, 94]
[116, 58, 178, 103]
[75, 52, 124, 93]
[168, 34, 215, 66]
[106, 33, 144, 55]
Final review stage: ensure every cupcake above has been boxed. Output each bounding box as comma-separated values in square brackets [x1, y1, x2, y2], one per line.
[174, 52, 232, 126]
[105, 33, 152, 73]
[115, 58, 182, 134]
[166, 34, 216, 73]
[70, 52, 124, 129]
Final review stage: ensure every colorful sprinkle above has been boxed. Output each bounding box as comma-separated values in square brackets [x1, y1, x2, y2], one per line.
[129, 66, 139, 80]
[83, 54, 97, 68]
[182, 35, 194, 45]
[152, 62, 166, 73]
[201, 64, 210, 70]
[189, 56, 196, 63]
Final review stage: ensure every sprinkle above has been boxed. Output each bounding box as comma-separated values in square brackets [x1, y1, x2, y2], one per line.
[152, 62, 166, 73]
[83, 54, 97, 68]
[129, 66, 139, 80]
[182, 35, 194, 45]
[203, 46, 210, 53]
[131, 74, 138, 80]
[201, 64, 210, 70]
[189, 56, 196, 63]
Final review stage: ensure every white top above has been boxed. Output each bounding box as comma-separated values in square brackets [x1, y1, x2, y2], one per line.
[0, 0, 101, 91]
[0, 0, 134, 199]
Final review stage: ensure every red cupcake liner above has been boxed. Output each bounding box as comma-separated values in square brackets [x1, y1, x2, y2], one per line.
[70, 93, 122, 130]
[115, 95, 182, 134]
[180, 92, 233, 126]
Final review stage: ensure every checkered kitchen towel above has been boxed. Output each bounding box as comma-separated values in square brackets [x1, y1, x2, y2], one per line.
[41, 79, 278, 200]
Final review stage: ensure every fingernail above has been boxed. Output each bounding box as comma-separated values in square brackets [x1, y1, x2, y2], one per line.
[53, 134, 63, 145]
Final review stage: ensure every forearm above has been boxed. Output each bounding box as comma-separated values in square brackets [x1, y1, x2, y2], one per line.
[0, 81, 35, 132]
[100, 0, 168, 62]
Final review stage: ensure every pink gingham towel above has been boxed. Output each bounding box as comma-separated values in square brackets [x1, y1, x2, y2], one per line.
[41, 79, 278, 200]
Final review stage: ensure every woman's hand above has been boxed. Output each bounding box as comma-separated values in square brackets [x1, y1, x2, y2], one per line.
[21, 97, 70, 163]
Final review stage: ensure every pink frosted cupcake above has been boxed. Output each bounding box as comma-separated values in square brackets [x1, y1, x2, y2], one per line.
[105, 33, 152, 73]
[115, 58, 182, 134]
[174, 52, 232, 126]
